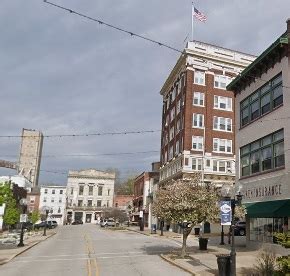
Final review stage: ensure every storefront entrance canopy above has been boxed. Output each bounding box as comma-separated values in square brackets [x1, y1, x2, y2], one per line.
[245, 199, 290, 218]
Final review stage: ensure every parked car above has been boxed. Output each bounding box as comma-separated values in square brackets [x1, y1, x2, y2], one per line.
[23, 221, 33, 231]
[233, 221, 246, 236]
[101, 219, 118, 227]
[72, 220, 83, 225]
[34, 221, 51, 229]
[47, 220, 58, 228]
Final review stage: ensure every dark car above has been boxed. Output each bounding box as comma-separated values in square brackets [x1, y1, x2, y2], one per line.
[34, 221, 52, 229]
[47, 221, 58, 228]
[233, 221, 246, 236]
[23, 221, 33, 231]
[72, 220, 83, 225]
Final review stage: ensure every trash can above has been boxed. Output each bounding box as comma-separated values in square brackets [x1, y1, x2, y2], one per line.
[198, 237, 208, 250]
[216, 254, 231, 276]
[194, 227, 200, 236]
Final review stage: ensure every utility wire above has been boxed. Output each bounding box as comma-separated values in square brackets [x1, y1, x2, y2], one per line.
[0, 150, 159, 159]
[43, 0, 184, 54]
[0, 129, 161, 139]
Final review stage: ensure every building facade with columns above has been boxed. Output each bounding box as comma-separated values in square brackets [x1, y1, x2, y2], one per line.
[66, 169, 115, 224]
[159, 40, 256, 188]
[228, 20, 290, 245]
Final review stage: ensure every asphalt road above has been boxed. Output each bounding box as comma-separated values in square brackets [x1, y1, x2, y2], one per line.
[0, 224, 189, 276]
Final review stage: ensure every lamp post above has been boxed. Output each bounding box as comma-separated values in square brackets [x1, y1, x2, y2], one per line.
[17, 198, 28, 247]
[42, 207, 50, 236]
[221, 184, 243, 276]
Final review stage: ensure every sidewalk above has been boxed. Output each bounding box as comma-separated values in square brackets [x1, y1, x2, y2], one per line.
[127, 227, 259, 275]
[0, 230, 57, 265]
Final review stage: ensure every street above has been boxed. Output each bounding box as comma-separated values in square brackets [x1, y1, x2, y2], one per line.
[0, 224, 189, 276]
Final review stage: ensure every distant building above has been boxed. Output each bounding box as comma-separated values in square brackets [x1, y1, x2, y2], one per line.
[113, 195, 133, 210]
[39, 186, 67, 225]
[132, 163, 160, 228]
[228, 20, 290, 247]
[26, 187, 40, 214]
[66, 169, 115, 224]
[18, 129, 43, 187]
[159, 41, 256, 188]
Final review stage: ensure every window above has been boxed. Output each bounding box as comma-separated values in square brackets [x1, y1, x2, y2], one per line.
[213, 117, 232, 132]
[78, 200, 83, 207]
[214, 75, 232, 89]
[43, 197, 47, 203]
[79, 186, 84, 196]
[60, 190, 63, 194]
[98, 186, 103, 196]
[240, 73, 283, 127]
[213, 138, 232, 153]
[192, 158, 202, 170]
[89, 186, 93, 196]
[177, 100, 181, 114]
[88, 200, 92, 207]
[51, 198, 54, 203]
[192, 136, 204, 150]
[52, 189, 55, 194]
[70, 188, 73, 195]
[175, 140, 180, 155]
[193, 113, 204, 128]
[240, 129, 284, 177]
[193, 92, 204, 106]
[44, 189, 48, 194]
[170, 108, 175, 122]
[97, 200, 102, 207]
[176, 119, 181, 133]
[108, 189, 110, 196]
[169, 127, 175, 140]
[172, 88, 176, 102]
[58, 207, 61, 213]
[194, 70, 205, 85]
[59, 198, 62, 203]
[213, 160, 228, 172]
[214, 96, 232, 111]
[169, 146, 173, 160]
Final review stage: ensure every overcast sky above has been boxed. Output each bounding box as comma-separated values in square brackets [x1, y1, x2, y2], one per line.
[0, 0, 289, 185]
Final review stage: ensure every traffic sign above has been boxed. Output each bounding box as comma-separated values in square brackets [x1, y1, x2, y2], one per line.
[20, 214, 28, 223]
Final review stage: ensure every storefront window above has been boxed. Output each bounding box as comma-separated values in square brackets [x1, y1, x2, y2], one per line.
[249, 217, 287, 243]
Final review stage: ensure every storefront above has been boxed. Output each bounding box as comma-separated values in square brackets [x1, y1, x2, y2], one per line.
[246, 199, 290, 243]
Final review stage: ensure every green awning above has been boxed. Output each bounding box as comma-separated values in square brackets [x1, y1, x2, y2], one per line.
[245, 199, 290, 218]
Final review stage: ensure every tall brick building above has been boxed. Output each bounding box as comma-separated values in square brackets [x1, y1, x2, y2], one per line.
[159, 41, 256, 187]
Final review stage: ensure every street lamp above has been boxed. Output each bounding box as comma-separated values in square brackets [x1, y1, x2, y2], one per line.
[17, 198, 28, 247]
[221, 183, 243, 276]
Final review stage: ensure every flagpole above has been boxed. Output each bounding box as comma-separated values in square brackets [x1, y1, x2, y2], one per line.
[191, 2, 194, 41]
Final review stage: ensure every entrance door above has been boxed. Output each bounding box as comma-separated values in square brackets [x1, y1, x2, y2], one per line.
[86, 214, 92, 223]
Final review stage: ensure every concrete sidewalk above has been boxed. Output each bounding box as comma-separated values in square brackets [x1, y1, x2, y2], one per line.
[127, 227, 259, 275]
[0, 230, 56, 265]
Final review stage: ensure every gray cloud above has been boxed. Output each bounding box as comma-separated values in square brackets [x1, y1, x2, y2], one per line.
[0, 0, 289, 184]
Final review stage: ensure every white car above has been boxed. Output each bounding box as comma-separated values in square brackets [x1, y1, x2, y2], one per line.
[100, 219, 118, 227]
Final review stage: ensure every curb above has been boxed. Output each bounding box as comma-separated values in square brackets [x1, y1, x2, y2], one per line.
[0, 231, 57, 266]
[160, 253, 198, 276]
[125, 228, 151, 237]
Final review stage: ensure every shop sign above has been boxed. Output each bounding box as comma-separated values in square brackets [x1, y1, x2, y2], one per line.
[244, 184, 282, 199]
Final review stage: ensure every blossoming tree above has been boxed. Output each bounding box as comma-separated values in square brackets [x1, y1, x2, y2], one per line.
[152, 175, 219, 257]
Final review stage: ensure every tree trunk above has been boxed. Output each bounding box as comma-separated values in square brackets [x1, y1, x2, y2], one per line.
[181, 227, 192, 258]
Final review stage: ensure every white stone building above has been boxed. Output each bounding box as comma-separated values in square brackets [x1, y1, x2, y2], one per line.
[66, 169, 115, 224]
[39, 186, 67, 225]
[228, 20, 290, 246]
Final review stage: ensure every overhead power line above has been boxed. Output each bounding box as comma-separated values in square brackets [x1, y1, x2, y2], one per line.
[0, 129, 161, 139]
[43, 0, 184, 54]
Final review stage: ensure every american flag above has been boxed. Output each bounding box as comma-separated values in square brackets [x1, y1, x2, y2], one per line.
[193, 7, 207, 22]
